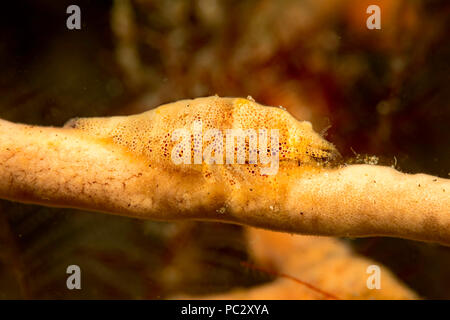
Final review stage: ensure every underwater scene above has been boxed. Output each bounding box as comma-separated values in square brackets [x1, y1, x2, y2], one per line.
[0, 0, 449, 302]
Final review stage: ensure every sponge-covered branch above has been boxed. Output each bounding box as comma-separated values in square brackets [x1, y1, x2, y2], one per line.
[0, 97, 448, 245]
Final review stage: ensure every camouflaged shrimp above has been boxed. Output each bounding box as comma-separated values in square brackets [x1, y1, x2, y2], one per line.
[65, 96, 339, 180]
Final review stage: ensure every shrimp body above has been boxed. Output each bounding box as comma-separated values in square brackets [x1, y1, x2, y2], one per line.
[65, 96, 339, 182]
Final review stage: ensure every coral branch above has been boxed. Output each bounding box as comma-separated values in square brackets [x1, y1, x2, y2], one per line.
[0, 97, 449, 245]
[183, 228, 418, 300]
